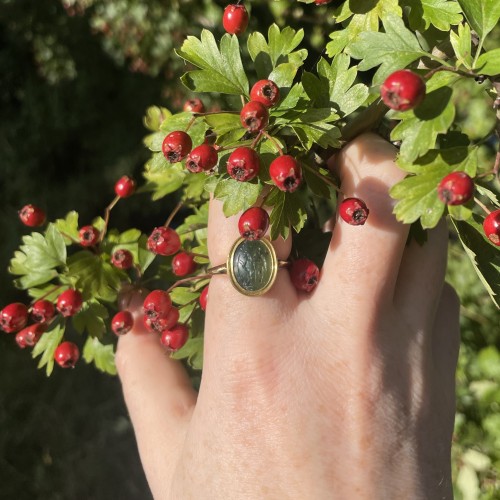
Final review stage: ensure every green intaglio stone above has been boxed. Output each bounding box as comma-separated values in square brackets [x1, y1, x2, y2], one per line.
[230, 239, 276, 295]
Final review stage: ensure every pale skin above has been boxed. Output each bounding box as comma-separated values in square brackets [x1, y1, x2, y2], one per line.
[116, 133, 460, 500]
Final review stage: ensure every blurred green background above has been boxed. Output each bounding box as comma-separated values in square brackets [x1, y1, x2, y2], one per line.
[0, 0, 499, 498]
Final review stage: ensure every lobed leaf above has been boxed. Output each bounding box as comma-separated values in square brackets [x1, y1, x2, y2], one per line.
[402, 0, 463, 32]
[452, 215, 500, 309]
[348, 14, 426, 83]
[72, 300, 109, 339]
[83, 337, 117, 375]
[32, 320, 65, 377]
[177, 30, 249, 96]
[267, 189, 308, 241]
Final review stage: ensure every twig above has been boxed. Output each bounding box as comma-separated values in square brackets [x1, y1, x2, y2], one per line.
[166, 274, 212, 294]
[302, 162, 342, 193]
[100, 195, 120, 243]
[474, 197, 491, 215]
[164, 201, 184, 228]
[262, 130, 284, 155]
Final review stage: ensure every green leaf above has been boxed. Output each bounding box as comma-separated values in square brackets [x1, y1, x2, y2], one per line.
[348, 14, 426, 83]
[475, 48, 500, 76]
[170, 287, 199, 306]
[302, 163, 332, 199]
[32, 321, 65, 376]
[55, 211, 80, 244]
[390, 147, 478, 228]
[213, 176, 262, 217]
[476, 184, 500, 208]
[67, 251, 125, 302]
[248, 26, 307, 88]
[452, 215, 500, 308]
[267, 189, 308, 241]
[450, 23, 473, 69]
[143, 106, 171, 132]
[457, 0, 500, 40]
[143, 153, 185, 201]
[402, 0, 463, 32]
[83, 337, 117, 375]
[177, 30, 249, 96]
[390, 86, 456, 164]
[9, 224, 67, 289]
[72, 300, 109, 339]
[170, 336, 203, 370]
[203, 113, 242, 136]
[326, 0, 402, 57]
[183, 172, 210, 201]
[137, 235, 156, 273]
[315, 55, 369, 116]
[175, 203, 209, 245]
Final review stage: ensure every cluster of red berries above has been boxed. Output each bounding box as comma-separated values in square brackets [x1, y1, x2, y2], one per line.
[0, 289, 83, 368]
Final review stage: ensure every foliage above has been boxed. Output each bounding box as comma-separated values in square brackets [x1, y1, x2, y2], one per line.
[1, 0, 500, 497]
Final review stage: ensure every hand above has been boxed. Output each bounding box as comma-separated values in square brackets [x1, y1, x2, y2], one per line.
[116, 133, 460, 500]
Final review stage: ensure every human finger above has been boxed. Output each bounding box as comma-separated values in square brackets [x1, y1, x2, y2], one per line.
[316, 133, 409, 309]
[115, 292, 197, 496]
[394, 219, 449, 329]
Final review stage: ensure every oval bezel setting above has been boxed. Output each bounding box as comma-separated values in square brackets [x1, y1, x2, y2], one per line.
[227, 237, 278, 296]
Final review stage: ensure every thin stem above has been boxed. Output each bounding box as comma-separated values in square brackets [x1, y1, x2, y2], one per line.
[427, 54, 454, 68]
[193, 111, 239, 118]
[474, 197, 491, 215]
[240, 95, 246, 107]
[30, 284, 65, 306]
[185, 116, 196, 132]
[423, 66, 477, 80]
[259, 186, 275, 208]
[472, 38, 484, 69]
[250, 130, 264, 149]
[177, 224, 208, 236]
[164, 201, 184, 228]
[302, 163, 342, 193]
[100, 195, 120, 243]
[262, 130, 284, 155]
[166, 274, 212, 294]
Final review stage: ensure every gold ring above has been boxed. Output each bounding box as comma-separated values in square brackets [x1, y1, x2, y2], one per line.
[207, 237, 288, 297]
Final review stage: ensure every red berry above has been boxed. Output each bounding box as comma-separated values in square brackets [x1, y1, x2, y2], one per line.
[315, 0, 332, 4]
[437, 171, 474, 206]
[143, 290, 172, 321]
[222, 4, 249, 35]
[483, 209, 500, 246]
[79, 226, 100, 247]
[16, 323, 46, 347]
[111, 249, 134, 270]
[199, 285, 209, 311]
[339, 197, 369, 225]
[31, 299, 56, 323]
[56, 289, 84, 317]
[147, 226, 181, 256]
[144, 307, 180, 334]
[114, 175, 136, 198]
[18, 204, 46, 227]
[240, 101, 269, 133]
[380, 70, 426, 111]
[185, 144, 218, 173]
[1, 303, 29, 333]
[111, 310, 134, 336]
[183, 98, 205, 113]
[162, 131, 193, 163]
[238, 207, 270, 240]
[250, 80, 280, 108]
[172, 252, 197, 276]
[160, 324, 189, 351]
[290, 258, 320, 292]
[54, 341, 80, 368]
[15, 330, 28, 349]
[227, 147, 260, 181]
[269, 155, 302, 193]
